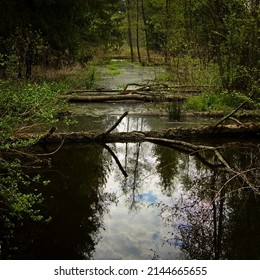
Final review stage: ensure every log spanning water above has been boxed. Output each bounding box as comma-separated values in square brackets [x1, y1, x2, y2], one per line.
[8, 111, 259, 181]
[17, 123, 260, 145]
[60, 84, 206, 103]
[61, 93, 186, 103]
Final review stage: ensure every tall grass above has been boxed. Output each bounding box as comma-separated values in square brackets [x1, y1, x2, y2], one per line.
[185, 91, 253, 112]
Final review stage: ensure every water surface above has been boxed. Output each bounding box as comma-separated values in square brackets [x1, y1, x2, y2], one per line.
[1, 140, 259, 260]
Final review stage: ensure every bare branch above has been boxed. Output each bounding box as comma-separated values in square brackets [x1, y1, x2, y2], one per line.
[101, 111, 129, 137]
[213, 95, 253, 128]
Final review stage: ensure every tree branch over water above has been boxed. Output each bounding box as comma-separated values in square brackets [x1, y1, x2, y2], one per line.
[101, 111, 129, 137]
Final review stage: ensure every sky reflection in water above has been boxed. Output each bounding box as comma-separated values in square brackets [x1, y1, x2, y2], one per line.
[93, 141, 186, 260]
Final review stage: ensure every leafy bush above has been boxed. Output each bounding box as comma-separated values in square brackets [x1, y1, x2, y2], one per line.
[0, 81, 65, 232]
[0, 80, 66, 139]
[0, 159, 50, 230]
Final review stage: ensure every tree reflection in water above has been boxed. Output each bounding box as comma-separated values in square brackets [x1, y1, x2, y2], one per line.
[0, 144, 116, 260]
[1, 138, 259, 260]
[156, 143, 260, 259]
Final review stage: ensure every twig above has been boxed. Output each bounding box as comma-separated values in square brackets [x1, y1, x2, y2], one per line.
[145, 136, 215, 151]
[40, 127, 56, 141]
[229, 117, 246, 127]
[214, 150, 233, 172]
[121, 83, 148, 94]
[212, 167, 260, 203]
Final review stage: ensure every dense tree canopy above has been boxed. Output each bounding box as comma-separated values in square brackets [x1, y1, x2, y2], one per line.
[0, 0, 122, 77]
[0, 0, 259, 90]
[122, 0, 260, 91]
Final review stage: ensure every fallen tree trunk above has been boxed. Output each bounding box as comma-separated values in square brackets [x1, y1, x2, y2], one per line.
[16, 123, 260, 145]
[64, 84, 208, 95]
[61, 93, 186, 103]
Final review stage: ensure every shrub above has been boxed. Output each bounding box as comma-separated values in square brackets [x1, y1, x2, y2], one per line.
[0, 80, 66, 139]
[0, 159, 50, 230]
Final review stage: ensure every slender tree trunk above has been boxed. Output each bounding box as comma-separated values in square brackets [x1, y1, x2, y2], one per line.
[164, 0, 170, 63]
[248, 0, 260, 86]
[184, 0, 192, 42]
[127, 0, 134, 62]
[141, 0, 151, 62]
[209, 1, 227, 89]
[136, 0, 142, 63]
[216, 188, 225, 260]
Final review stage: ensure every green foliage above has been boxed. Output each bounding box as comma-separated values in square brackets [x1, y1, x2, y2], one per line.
[0, 0, 124, 75]
[0, 80, 63, 232]
[105, 61, 121, 76]
[0, 159, 49, 230]
[186, 91, 253, 112]
[121, 0, 259, 91]
[0, 80, 65, 140]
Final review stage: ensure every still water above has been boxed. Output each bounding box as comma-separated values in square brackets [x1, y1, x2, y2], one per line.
[2, 123, 259, 260]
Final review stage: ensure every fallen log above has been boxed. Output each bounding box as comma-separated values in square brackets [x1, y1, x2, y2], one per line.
[64, 84, 213, 96]
[15, 123, 260, 145]
[61, 93, 186, 103]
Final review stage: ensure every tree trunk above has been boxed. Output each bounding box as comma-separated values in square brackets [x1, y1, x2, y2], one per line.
[14, 123, 260, 145]
[248, 0, 260, 87]
[127, 0, 134, 62]
[141, 0, 151, 62]
[63, 94, 186, 103]
[136, 0, 142, 63]
[136, 0, 142, 64]
[164, 0, 171, 63]
[210, 2, 227, 89]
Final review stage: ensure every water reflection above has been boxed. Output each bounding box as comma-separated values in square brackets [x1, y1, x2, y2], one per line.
[0, 140, 259, 260]
[0, 145, 113, 259]
[93, 141, 183, 259]
[59, 102, 214, 133]
[157, 144, 260, 260]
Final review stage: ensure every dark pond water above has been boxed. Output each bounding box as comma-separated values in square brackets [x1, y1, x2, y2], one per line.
[1, 140, 259, 260]
[1, 61, 259, 260]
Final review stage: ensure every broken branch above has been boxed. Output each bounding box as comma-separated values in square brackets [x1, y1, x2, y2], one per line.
[101, 111, 129, 137]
